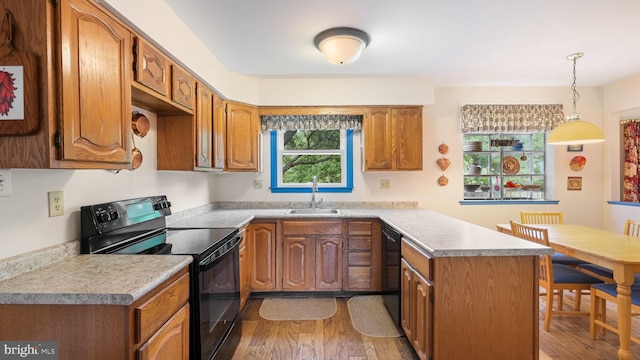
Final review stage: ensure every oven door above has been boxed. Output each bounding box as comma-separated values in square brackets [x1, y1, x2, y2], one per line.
[196, 235, 242, 360]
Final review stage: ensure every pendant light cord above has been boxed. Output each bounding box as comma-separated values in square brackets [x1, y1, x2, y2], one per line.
[571, 56, 580, 114]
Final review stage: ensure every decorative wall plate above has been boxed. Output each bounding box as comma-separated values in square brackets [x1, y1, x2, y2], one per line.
[502, 156, 520, 175]
[436, 157, 451, 171]
[437, 175, 449, 186]
[570, 156, 587, 171]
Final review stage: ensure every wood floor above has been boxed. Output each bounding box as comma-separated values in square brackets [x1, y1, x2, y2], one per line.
[539, 289, 640, 360]
[231, 297, 418, 360]
[231, 292, 640, 360]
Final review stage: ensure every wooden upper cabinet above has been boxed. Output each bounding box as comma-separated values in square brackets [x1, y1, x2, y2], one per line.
[395, 107, 423, 170]
[363, 107, 394, 170]
[195, 84, 213, 168]
[58, 0, 131, 166]
[133, 37, 169, 96]
[212, 93, 226, 170]
[171, 65, 196, 110]
[363, 106, 423, 171]
[224, 101, 260, 171]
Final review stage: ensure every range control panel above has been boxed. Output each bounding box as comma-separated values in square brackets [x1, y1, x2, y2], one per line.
[81, 195, 172, 238]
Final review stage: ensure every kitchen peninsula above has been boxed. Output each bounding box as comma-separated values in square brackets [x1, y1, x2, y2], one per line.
[0, 207, 550, 360]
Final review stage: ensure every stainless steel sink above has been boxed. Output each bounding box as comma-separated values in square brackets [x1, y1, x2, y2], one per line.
[288, 208, 340, 214]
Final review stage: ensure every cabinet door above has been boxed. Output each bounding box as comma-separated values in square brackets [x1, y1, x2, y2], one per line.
[212, 93, 226, 170]
[249, 222, 277, 291]
[137, 304, 190, 360]
[239, 238, 250, 309]
[225, 101, 259, 171]
[282, 236, 313, 290]
[59, 0, 131, 165]
[396, 107, 423, 170]
[412, 270, 431, 360]
[400, 259, 413, 340]
[133, 37, 169, 96]
[196, 84, 213, 168]
[363, 107, 394, 170]
[315, 236, 342, 290]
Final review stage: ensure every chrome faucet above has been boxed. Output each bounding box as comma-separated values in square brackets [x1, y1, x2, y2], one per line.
[311, 176, 323, 208]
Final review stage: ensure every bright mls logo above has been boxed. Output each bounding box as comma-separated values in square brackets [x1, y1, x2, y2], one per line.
[0, 342, 58, 359]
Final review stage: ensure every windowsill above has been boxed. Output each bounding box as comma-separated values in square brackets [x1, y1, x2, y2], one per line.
[608, 201, 640, 207]
[460, 199, 560, 205]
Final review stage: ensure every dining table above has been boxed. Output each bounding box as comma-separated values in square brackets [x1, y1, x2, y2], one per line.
[497, 223, 640, 360]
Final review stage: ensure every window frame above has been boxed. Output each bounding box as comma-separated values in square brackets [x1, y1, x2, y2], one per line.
[269, 129, 354, 193]
[461, 132, 552, 203]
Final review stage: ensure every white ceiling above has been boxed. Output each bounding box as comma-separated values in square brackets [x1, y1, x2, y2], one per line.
[163, 0, 640, 87]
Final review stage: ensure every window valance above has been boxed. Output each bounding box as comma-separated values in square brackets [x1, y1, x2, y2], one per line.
[461, 104, 564, 133]
[261, 115, 362, 131]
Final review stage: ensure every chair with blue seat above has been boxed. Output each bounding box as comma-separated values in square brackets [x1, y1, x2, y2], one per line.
[519, 211, 588, 268]
[578, 219, 640, 283]
[590, 283, 640, 343]
[510, 221, 604, 331]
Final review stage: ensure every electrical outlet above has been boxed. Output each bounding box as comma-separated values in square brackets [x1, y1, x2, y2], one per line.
[380, 179, 391, 189]
[0, 169, 12, 197]
[48, 191, 64, 217]
[253, 179, 263, 189]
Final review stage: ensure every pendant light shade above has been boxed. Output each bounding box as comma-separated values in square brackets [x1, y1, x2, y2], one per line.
[314, 27, 370, 65]
[547, 120, 605, 144]
[548, 53, 605, 145]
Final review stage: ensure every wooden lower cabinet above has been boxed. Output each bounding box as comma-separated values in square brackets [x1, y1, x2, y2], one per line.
[401, 258, 431, 360]
[282, 236, 314, 290]
[0, 267, 190, 360]
[344, 219, 381, 291]
[281, 220, 343, 291]
[401, 239, 539, 360]
[248, 221, 278, 291]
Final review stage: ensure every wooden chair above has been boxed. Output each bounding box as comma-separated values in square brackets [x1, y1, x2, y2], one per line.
[509, 221, 603, 331]
[520, 212, 563, 224]
[519, 212, 587, 268]
[590, 283, 640, 344]
[578, 219, 640, 283]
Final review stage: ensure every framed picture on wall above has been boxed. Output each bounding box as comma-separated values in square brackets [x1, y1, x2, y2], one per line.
[567, 176, 582, 190]
[567, 144, 583, 152]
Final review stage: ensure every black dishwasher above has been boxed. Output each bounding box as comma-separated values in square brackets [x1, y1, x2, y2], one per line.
[381, 222, 402, 327]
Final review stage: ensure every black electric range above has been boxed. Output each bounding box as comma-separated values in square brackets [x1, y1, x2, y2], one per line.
[80, 195, 242, 360]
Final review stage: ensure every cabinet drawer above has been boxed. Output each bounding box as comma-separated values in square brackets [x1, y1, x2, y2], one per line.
[401, 239, 432, 280]
[348, 252, 371, 266]
[282, 220, 343, 235]
[348, 221, 373, 236]
[348, 237, 372, 251]
[136, 273, 190, 343]
[347, 267, 372, 289]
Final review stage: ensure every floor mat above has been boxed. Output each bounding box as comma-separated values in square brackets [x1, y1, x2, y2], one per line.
[259, 297, 337, 320]
[347, 295, 402, 337]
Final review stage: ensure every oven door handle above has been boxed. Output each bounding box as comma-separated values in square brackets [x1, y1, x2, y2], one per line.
[199, 235, 242, 270]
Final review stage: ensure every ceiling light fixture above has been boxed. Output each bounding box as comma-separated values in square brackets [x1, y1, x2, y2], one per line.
[314, 27, 370, 65]
[547, 53, 605, 145]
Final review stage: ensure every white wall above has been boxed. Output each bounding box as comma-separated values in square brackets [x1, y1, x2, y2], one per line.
[214, 84, 607, 231]
[602, 72, 640, 232]
[0, 108, 213, 260]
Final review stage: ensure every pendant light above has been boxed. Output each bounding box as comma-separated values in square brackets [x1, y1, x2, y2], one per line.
[314, 27, 370, 65]
[547, 53, 605, 145]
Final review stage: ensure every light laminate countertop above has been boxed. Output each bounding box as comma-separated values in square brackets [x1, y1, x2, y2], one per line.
[0, 255, 192, 305]
[168, 208, 552, 257]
